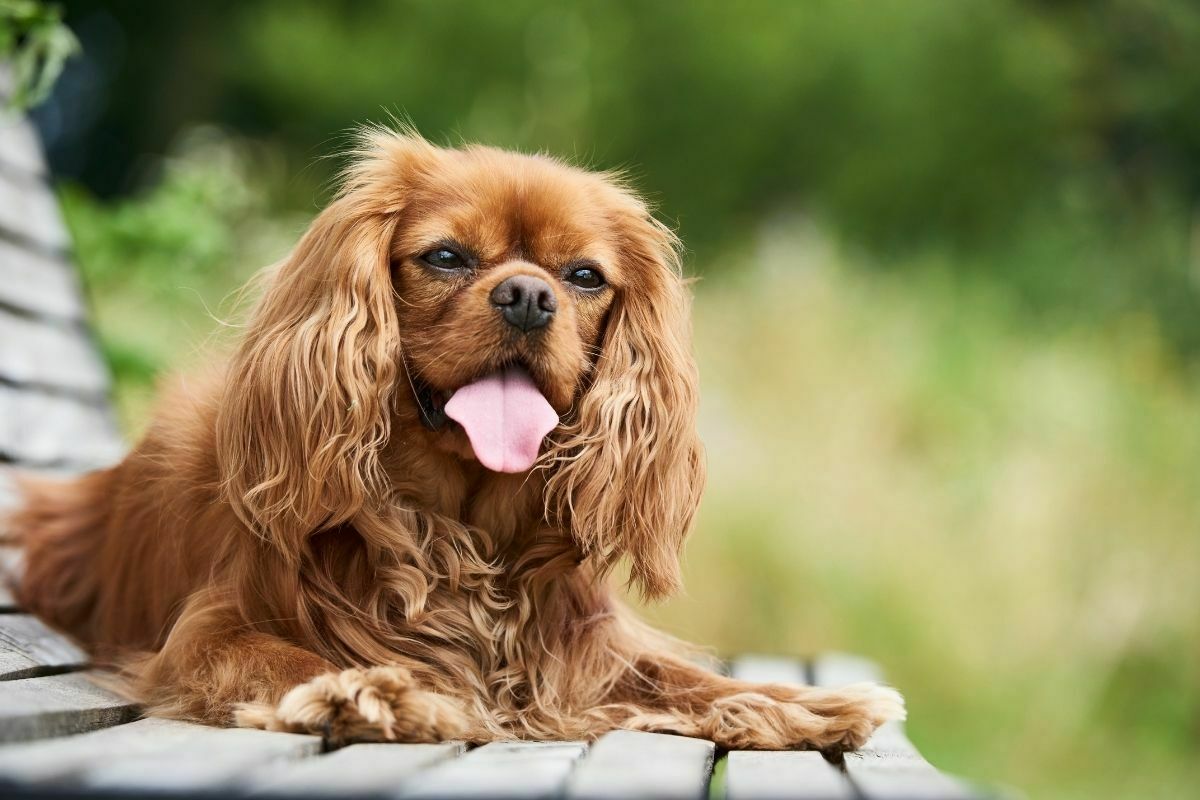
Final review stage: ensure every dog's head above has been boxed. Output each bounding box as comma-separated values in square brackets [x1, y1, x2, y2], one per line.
[216, 130, 704, 598]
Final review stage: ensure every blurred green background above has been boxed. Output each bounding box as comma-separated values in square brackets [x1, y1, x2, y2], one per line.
[31, 0, 1200, 796]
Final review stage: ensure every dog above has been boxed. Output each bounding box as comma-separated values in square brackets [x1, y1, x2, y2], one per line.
[7, 129, 902, 748]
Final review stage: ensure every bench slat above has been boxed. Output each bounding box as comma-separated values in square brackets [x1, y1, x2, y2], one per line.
[0, 672, 138, 743]
[565, 730, 714, 800]
[811, 654, 976, 799]
[727, 656, 857, 799]
[729, 654, 809, 685]
[0, 238, 84, 321]
[1, 474, 39, 612]
[0, 545, 20, 612]
[0, 168, 71, 254]
[0, 717, 320, 789]
[86, 725, 322, 791]
[725, 751, 856, 800]
[0, 311, 109, 398]
[0, 116, 45, 177]
[398, 741, 587, 800]
[0, 385, 123, 468]
[248, 742, 465, 797]
[0, 614, 86, 680]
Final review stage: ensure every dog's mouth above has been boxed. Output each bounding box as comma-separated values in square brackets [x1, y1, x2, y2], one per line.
[413, 379, 452, 431]
[412, 363, 559, 474]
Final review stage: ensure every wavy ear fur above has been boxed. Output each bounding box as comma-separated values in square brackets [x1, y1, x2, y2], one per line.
[546, 213, 706, 600]
[216, 132, 433, 559]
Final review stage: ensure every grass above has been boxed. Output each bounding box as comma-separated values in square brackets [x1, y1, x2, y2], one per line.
[62, 144, 1200, 799]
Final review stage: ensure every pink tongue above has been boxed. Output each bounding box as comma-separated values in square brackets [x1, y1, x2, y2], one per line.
[444, 366, 559, 473]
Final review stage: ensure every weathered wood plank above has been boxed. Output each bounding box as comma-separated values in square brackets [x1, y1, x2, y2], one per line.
[0, 237, 83, 321]
[840, 752, 978, 800]
[0, 468, 19, 510]
[398, 741, 587, 800]
[0, 717, 321, 790]
[725, 751, 856, 800]
[729, 654, 809, 685]
[727, 655, 856, 799]
[811, 654, 977, 799]
[86, 726, 322, 791]
[0, 168, 70, 253]
[0, 311, 109, 397]
[248, 742, 465, 797]
[2, 474, 53, 613]
[810, 653, 885, 685]
[0, 115, 45, 177]
[566, 730, 714, 800]
[0, 471, 26, 611]
[0, 672, 138, 743]
[0, 614, 86, 679]
[0, 385, 123, 468]
[0, 545, 20, 612]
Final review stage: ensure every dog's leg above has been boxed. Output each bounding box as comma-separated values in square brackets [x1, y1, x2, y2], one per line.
[604, 651, 904, 751]
[237, 665, 469, 743]
[132, 593, 468, 743]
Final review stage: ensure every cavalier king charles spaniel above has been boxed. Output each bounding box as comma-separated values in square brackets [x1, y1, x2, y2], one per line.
[10, 130, 902, 748]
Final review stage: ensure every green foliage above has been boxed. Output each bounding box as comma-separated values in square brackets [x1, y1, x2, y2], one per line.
[61, 130, 298, 428]
[0, 0, 77, 109]
[63, 0, 1200, 356]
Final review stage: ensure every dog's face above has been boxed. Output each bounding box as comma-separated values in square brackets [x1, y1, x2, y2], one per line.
[217, 131, 706, 598]
[389, 147, 628, 462]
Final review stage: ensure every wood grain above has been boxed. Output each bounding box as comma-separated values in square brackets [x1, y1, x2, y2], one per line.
[566, 730, 714, 800]
[0, 385, 124, 468]
[0, 545, 20, 612]
[0, 238, 83, 321]
[0, 311, 109, 398]
[0, 168, 71, 254]
[0, 717, 320, 790]
[397, 741, 587, 800]
[725, 751, 856, 800]
[248, 742, 465, 797]
[0, 115, 45, 177]
[0, 672, 138, 743]
[0, 614, 86, 680]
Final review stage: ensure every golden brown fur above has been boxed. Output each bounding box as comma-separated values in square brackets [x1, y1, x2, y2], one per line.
[6, 130, 902, 748]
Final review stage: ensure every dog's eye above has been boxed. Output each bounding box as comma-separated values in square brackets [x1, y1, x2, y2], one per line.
[420, 248, 468, 271]
[565, 265, 606, 290]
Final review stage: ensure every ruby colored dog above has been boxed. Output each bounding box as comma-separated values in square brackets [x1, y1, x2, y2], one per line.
[8, 130, 902, 747]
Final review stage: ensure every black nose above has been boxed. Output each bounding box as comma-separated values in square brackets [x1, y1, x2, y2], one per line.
[490, 274, 557, 332]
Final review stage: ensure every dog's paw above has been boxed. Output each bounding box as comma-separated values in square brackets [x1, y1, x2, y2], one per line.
[703, 681, 905, 751]
[235, 666, 468, 743]
[808, 682, 906, 752]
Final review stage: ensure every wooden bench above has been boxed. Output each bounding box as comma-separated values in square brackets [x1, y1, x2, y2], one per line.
[0, 102, 984, 799]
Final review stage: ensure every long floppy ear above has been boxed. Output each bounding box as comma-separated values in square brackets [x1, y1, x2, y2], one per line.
[546, 214, 706, 600]
[215, 135, 424, 560]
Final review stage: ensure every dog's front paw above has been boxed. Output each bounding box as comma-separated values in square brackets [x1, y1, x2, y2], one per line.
[235, 666, 468, 743]
[809, 682, 906, 752]
[704, 681, 905, 751]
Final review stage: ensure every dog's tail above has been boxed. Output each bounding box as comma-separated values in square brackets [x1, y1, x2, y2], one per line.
[2, 467, 116, 644]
